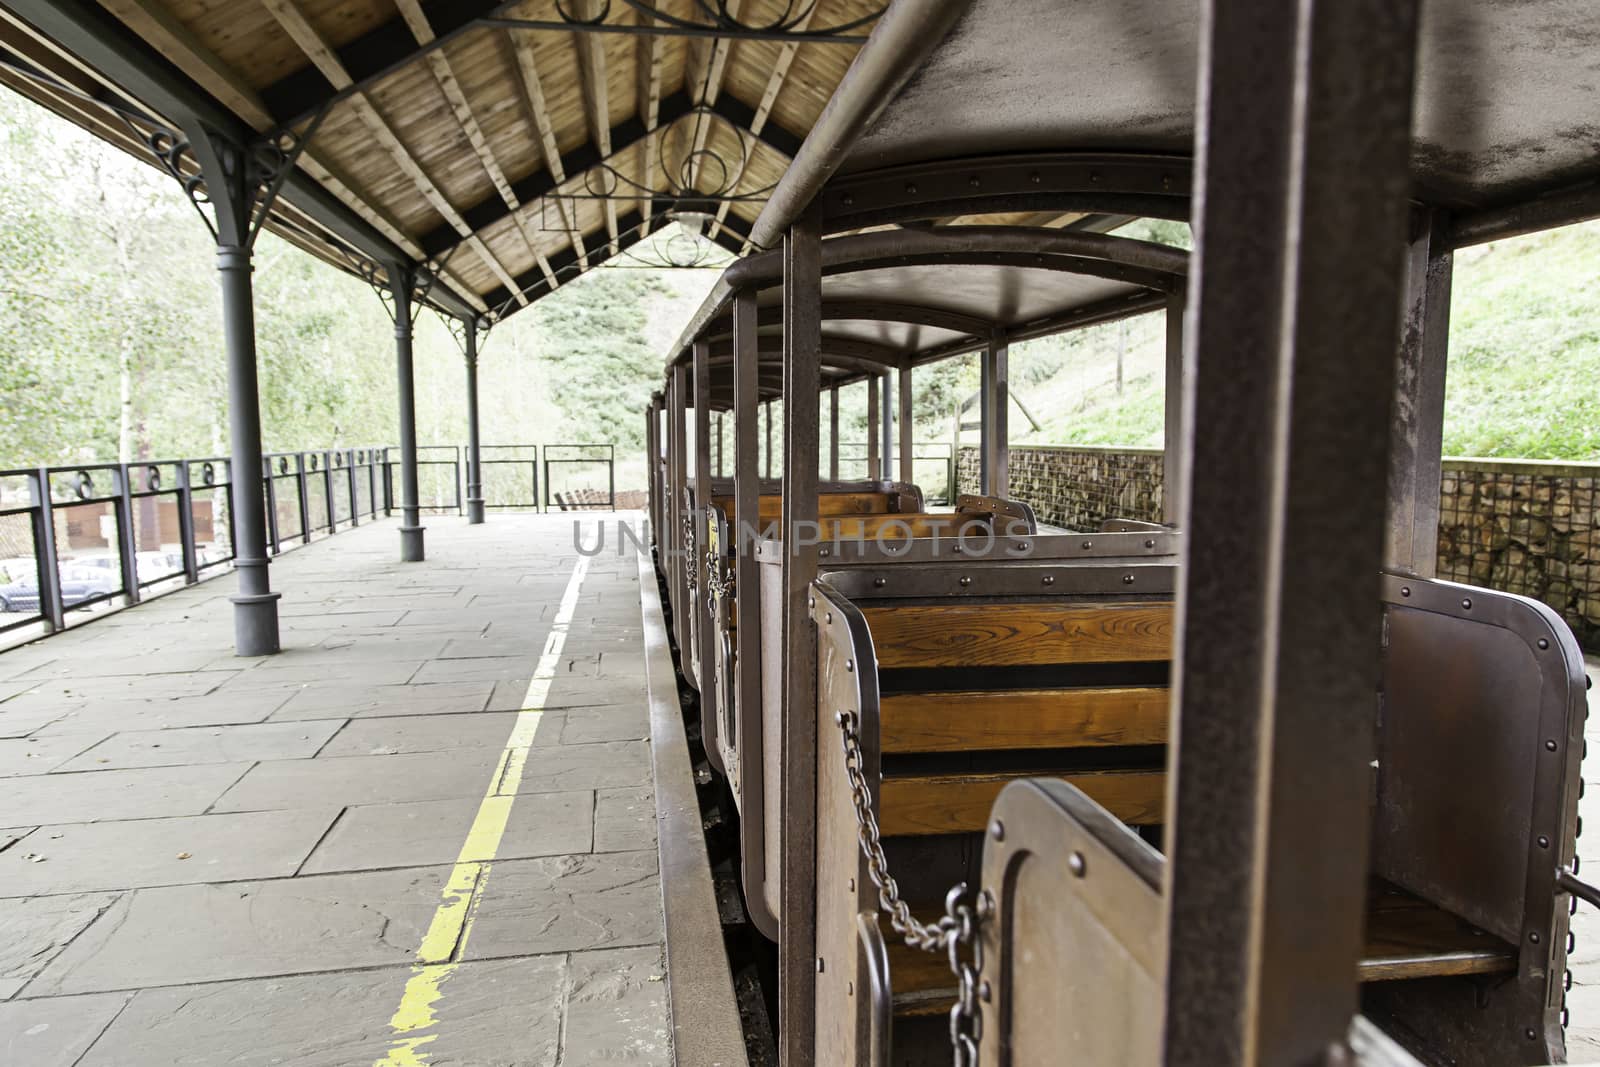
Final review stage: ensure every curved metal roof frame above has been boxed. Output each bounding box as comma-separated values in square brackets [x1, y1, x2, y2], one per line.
[665, 224, 1190, 382]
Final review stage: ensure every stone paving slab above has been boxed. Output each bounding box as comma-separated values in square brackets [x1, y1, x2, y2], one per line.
[211, 749, 503, 812]
[0, 809, 341, 897]
[27, 866, 453, 995]
[513, 739, 652, 792]
[74, 957, 565, 1067]
[267, 680, 493, 720]
[0, 706, 67, 738]
[55, 721, 343, 771]
[594, 787, 657, 853]
[0, 991, 132, 1066]
[0, 763, 250, 824]
[299, 792, 594, 874]
[563, 945, 672, 1065]
[27, 690, 297, 734]
[411, 655, 546, 684]
[0, 732, 109, 776]
[461, 850, 662, 958]
[562, 703, 650, 744]
[318, 711, 524, 756]
[0, 892, 121, 998]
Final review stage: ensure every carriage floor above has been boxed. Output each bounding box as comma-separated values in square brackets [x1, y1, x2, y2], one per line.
[0, 515, 673, 1066]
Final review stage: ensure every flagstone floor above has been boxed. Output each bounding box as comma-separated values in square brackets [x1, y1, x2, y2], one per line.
[0, 513, 667, 1067]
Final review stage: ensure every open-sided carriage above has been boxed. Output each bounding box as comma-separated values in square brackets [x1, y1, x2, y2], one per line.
[647, 1, 1600, 1064]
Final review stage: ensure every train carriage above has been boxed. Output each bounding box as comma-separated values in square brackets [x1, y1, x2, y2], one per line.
[647, 0, 1600, 1064]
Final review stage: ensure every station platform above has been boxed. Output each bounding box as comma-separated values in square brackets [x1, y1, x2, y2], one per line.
[0, 515, 676, 1066]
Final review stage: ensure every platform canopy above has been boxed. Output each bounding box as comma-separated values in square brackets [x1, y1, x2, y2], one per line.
[0, 0, 884, 322]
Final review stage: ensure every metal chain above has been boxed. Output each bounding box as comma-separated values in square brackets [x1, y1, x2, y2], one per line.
[835, 709, 987, 1065]
[682, 510, 697, 593]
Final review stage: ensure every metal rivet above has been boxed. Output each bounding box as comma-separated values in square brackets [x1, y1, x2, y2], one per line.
[1461, 598, 1473, 610]
[1526, 1028, 1539, 1041]
[1018, 542, 1030, 551]
[952, 544, 964, 553]
[979, 979, 992, 1002]
[1069, 851, 1087, 877]
[1145, 539, 1156, 549]
[848, 878, 855, 891]
[1546, 739, 1559, 751]
[1029, 172, 1041, 184]
[846, 980, 853, 995]
[1530, 932, 1541, 944]
[820, 548, 830, 558]
[1123, 574, 1135, 584]
[989, 819, 1004, 842]
[1081, 540, 1093, 550]
[968, 176, 981, 188]
[905, 182, 918, 195]
[1401, 586, 1411, 597]
[873, 577, 886, 588]
[808, 596, 815, 609]
[1539, 836, 1551, 849]
[841, 193, 854, 206]
[1042, 575, 1055, 586]
[817, 957, 826, 973]
[959, 576, 972, 587]
[1539, 638, 1550, 650]
[825, 612, 833, 624]
[1090, 171, 1102, 183]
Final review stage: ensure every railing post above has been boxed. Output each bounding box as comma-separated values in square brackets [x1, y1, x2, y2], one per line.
[176, 461, 200, 583]
[295, 454, 311, 544]
[607, 445, 615, 509]
[828, 386, 840, 481]
[322, 450, 336, 532]
[347, 450, 360, 528]
[865, 374, 880, 479]
[31, 469, 65, 632]
[113, 463, 141, 605]
[898, 368, 914, 485]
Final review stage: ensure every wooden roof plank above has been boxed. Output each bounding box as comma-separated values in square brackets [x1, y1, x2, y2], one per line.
[570, 0, 618, 252]
[634, 0, 663, 235]
[509, 28, 589, 269]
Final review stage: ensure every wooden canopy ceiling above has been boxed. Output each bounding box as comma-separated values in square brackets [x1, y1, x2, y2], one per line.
[0, 0, 883, 321]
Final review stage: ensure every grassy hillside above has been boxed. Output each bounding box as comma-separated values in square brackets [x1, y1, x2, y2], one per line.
[1007, 220, 1600, 460]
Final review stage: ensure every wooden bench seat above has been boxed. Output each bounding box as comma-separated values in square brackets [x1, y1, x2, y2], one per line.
[880, 768, 1166, 835]
[866, 601, 1174, 667]
[884, 879, 1516, 1018]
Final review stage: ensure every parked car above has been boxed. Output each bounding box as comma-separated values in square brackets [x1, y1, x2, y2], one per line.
[0, 564, 119, 615]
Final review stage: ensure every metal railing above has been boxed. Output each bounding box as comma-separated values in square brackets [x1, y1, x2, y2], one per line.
[832, 441, 956, 504]
[0, 442, 622, 644]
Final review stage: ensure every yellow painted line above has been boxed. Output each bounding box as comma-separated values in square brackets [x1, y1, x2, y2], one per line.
[374, 545, 593, 1066]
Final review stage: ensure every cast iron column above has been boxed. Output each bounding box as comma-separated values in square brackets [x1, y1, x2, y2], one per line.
[389, 264, 425, 561]
[463, 317, 486, 525]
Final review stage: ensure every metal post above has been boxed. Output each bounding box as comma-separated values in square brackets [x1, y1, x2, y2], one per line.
[828, 386, 840, 480]
[113, 465, 141, 604]
[669, 364, 689, 648]
[880, 370, 894, 478]
[732, 289, 774, 936]
[176, 461, 200, 583]
[981, 332, 1009, 497]
[322, 452, 336, 532]
[346, 450, 360, 528]
[390, 264, 426, 562]
[646, 395, 662, 543]
[217, 241, 279, 652]
[294, 455, 311, 545]
[778, 210, 822, 1067]
[1385, 210, 1452, 576]
[898, 367, 914, 485]
[1163, 293, 1186, 525]
[692, 339, 723, 772]
[865, 375, 880, 479]
[31, 469, 65, 632]
[1161, 1, 1422, 1063]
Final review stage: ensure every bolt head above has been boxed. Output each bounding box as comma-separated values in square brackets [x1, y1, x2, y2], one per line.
[1538, 836, 1551, 849]
[989, 819, 1004, 842]
[1539, 638, 1550, 650]
[1123, 574, 1135, 584]
[1547, 739, 1559, 752]
[1461, 597, 1473, 610]
[1081, 540, 1093, 550]
[979, 980, 992, 1002]
[1042, 575, 1055, 586]
[873, 577, 886, 588]
[959, 576, 972, 587]
[845, 659, 854, 673]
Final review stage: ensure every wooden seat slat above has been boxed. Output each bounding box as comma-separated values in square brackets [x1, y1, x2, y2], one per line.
[865, 602, 1174, 668]
[880, 769, 1166, 836]
[711, 491, 898, 521]
[885, 881, 1514, 1016]
[880, 687, 1170, 753]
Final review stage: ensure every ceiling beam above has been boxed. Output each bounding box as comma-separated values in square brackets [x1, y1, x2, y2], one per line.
[0, 0, 482, 318]
[633, 0, 663, 237]
[570, 0, 618, 253]
[508, 29, 587, 269]
[394, 0, 552, 294]
[262, 0, 525, 304]
[714, 0, 811, 246]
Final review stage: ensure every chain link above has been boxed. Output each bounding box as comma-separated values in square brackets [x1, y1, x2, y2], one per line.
[836, 709, 987, 1065]
[682, 510, 696, 593]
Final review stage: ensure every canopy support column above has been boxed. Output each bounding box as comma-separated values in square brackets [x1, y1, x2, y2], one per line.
[388, 264, 425, 562]
[779, 211, 822, 1067]
[463, 317, 486, 525]
[169, 120, 307, 657]
[1384, 210, 1453, 577]
[1163, 292, 1186, 525]
[898, 366, 914, 485]
[1161, 1, 1422, 1063]
[980, 331, 1009, 496]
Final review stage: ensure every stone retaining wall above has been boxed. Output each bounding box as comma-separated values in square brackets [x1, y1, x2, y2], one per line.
[959, 445, 1600, 650]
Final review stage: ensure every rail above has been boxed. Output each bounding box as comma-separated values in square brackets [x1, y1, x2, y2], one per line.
[0, 442, 623, 646]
